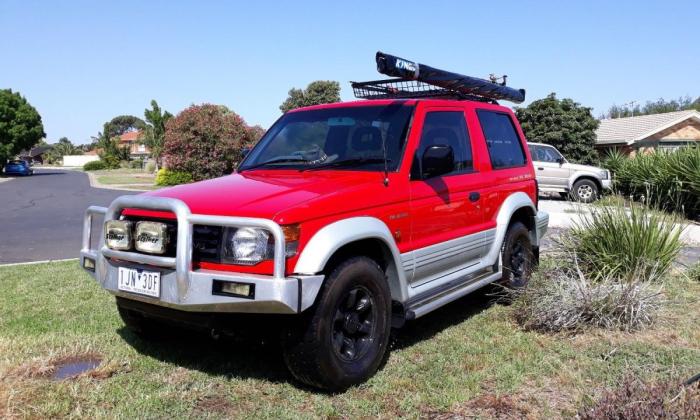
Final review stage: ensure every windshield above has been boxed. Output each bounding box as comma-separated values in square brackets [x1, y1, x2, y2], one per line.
[240, 104, 414, 171]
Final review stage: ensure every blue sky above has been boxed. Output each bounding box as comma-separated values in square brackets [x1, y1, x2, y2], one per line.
[2, 1, 698, 144]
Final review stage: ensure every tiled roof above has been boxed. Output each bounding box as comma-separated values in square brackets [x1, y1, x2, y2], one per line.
[596, 110, 700, 145]
[118, 130, 141, 142]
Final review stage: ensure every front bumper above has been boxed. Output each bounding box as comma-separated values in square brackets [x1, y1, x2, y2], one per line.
[80, 196, 324, 314]
[601, 179, 612, 190]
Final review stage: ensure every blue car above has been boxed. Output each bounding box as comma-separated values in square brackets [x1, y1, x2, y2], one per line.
[3, 160, 33, 176]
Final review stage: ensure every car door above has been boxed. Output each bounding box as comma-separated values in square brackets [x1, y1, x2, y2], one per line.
[408, 108, 488, 287]
[531, 145, 570, 188]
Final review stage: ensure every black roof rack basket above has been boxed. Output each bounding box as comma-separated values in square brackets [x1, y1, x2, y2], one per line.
[352, 52, 526, 104]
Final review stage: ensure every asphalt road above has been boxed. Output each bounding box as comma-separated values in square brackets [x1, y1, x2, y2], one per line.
[0, 169, 133, 263]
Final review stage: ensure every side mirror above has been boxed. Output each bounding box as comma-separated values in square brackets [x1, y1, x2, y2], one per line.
[421, 145, 454, 178]
[241, 146, 252, 160]
[557, 157, 565, 166]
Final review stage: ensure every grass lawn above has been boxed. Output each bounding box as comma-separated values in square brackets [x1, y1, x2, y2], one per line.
[1, 261, 698, 418]
[92, 168, 156, 187]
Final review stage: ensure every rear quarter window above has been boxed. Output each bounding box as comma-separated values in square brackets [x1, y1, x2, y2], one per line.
[476, 110, 527, 169]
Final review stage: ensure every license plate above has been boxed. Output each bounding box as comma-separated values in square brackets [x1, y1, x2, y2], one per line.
[117, 267, 161, 297]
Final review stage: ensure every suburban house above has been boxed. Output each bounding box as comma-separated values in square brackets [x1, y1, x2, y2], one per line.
[118, 130, 150, 158]
[595, 110, 700, 155]
[18, 145, 53, 164]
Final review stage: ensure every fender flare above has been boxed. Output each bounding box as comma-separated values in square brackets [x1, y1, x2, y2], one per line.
[568, 172, 602, 190]
[293, 216, 408, 302]
[485, 192, 537, 264]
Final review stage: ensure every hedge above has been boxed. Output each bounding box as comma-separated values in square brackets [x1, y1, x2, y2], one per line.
[155, 168, 193, 186]
[83, 160, 107, 171]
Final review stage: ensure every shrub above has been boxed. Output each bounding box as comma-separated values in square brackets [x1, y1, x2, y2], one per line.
[83, 160, 107, 171]
[688, 262, 700, 282]
[101, 155, 120, 169]
[144, 161, 156, 173]
[601, 148, 626, 176]
[609, 147, 700, 219]
[129, 159, 143, 169]
[579, 376, 700, 419]
[162, 104, 252, 181]
[568, 201, 683, 282]
[508, 258, 664, 333]
[155, 168, 193, 186]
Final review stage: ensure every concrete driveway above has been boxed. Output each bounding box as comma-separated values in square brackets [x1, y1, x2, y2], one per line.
[0, 169, 133, 263]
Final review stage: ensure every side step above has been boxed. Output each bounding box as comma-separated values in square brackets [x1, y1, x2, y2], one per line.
[405, 269, 502, 320]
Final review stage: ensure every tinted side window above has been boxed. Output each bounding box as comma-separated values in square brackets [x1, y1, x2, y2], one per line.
[414, 111, 472, 178]
[477, 110, 526, 169]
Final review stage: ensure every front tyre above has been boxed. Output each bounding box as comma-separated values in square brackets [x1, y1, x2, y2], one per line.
[282, 256, 391, 391]
[500, 222, 534, 289]
[570, 179, 599, 203]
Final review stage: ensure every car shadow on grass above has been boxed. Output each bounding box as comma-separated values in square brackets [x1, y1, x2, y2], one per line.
[117, 321, 293, 385]
[116, 287, 500, 387]
[391, 287, 497, 350]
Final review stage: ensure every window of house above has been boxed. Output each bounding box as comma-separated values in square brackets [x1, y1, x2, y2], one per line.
[477, 110, 526, 169]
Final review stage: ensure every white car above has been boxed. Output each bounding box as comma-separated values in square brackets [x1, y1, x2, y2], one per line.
[528, 142, 611, 203]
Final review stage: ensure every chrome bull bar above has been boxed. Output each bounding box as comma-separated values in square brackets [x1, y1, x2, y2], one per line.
[80, 195, 287, 303]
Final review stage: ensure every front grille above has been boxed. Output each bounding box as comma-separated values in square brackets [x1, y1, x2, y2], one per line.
[120, 217, 225, 262]
[193, 225, 223, 262]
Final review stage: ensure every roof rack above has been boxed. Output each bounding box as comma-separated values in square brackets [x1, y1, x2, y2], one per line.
[351, 52, 526, 104]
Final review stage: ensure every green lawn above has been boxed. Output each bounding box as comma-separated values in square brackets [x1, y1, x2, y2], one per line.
[92, 168, 156, 188]
[0, 261, 698, 418]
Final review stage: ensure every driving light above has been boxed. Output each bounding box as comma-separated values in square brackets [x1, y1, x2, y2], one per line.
[213, 280, 255, 298]
[224, 227, 271, 264]
[134, 221, 169, 254]
[104, 220, 133, 250]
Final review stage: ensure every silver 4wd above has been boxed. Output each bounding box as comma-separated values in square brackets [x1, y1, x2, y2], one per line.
[528, 142, 612, 203]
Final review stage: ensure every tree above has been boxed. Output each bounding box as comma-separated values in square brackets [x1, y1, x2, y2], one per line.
[246, 124, 266, 146]
[279, 80, 340, 113]
[162, 104, 253, 181]
[515, 93, 599, 164]
[605, 96, 700, 119]
[103, 115, 146, 138]
[139, 100, 173, 170]
[45, 137, 82, 164]
[0, 89, 45, 164]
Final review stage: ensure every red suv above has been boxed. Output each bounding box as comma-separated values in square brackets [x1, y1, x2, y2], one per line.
[80, 53, 548, 390]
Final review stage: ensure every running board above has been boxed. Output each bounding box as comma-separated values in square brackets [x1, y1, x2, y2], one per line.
[405, 270, 502, 319]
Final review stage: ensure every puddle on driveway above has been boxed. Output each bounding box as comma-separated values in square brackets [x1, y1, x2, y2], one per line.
[52, 357, 101, 380]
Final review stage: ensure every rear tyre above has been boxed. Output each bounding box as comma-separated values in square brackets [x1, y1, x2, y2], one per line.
[570, 179, 598, 203]
[282, 256, 392, 391]
[499, 222, 534, 289]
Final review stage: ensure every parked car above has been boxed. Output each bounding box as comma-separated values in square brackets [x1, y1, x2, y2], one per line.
[527, 142, 611, 202]
[80, 53, 548, 391]
[3, 160, 33, 176]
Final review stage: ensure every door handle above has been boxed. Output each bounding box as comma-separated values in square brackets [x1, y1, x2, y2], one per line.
[469, 192, 480, 202]
[537, 167, 544, 170]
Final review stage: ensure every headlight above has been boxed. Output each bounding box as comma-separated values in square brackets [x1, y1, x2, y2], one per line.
[134, 221, 169, 254]
[221, 225, 300, 265]
[600, 170, 610, 180]
[224, 227, 271, 265]
[105, 220, 133, 250]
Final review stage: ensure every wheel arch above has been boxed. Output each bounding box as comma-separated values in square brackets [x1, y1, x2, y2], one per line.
[569, 174, 602, 192]
[486, 192, 538, 265]
[293, 217, 408, 303]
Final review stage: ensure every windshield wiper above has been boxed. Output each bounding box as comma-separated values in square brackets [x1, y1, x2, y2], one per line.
[239, 157, 309, 172]
[301, 157, 390, 172]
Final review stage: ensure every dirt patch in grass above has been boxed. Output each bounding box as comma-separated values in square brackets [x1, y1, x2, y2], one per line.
[192, 395, 235, 417]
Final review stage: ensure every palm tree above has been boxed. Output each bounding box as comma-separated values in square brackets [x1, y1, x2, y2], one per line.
[140, 100, 173, 170]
